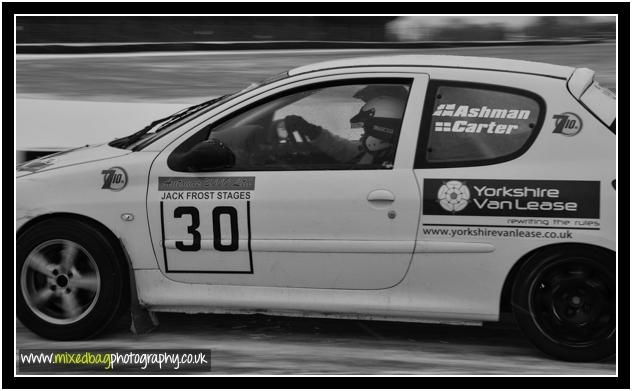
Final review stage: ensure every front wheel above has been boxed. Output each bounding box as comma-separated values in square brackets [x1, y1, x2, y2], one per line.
[17, 218, 126, 340]
[511, 246, 615, 362]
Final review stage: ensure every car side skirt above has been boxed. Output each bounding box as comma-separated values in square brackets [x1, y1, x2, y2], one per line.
[134, 269, 495, 324]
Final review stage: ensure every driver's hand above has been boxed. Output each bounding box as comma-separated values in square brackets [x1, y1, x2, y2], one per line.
[284, 115, 322, 139]
[284, 115, 309, 130]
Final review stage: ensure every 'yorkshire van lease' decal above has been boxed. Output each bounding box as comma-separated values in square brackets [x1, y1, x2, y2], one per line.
[423, 179, 600, 219]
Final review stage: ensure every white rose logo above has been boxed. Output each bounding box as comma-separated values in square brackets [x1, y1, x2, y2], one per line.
[437, 180, 470, 212]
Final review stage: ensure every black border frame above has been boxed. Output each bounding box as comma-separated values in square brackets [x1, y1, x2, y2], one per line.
[415, 80, 547, 169]
[6, 2, 629, 388]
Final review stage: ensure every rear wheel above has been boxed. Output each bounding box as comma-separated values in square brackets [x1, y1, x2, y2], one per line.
[17, 218, 126, 340]
[511, 246, 615, 361]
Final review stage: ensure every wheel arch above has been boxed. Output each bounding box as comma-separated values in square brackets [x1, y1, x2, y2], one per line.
[17, 212, 132, 299]
[499, 242, 615, 315]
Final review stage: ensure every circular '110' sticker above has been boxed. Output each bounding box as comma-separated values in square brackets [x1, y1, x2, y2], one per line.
[552, 112, 583, 136]
[101, 167, 128, 191]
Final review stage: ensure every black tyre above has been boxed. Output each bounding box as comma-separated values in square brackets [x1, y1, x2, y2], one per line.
[17, 218, 126, 340]
[511, 245, 615, 362]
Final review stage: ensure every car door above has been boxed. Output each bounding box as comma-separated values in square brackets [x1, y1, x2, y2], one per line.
[408, 69, 603, 316]
[147, 72, 429, 289]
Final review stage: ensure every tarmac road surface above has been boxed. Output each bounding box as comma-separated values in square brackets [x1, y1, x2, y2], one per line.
[16, 313, 616, 375]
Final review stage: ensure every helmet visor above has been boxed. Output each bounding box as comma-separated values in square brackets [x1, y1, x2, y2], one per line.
[364, 118, 400, 141]
[349, 107, 374, 129]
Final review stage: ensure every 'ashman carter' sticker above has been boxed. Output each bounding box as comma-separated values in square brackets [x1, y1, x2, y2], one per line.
[433, 104, 531, 119]
[424, 179, 600, 219]
[432, 104, 531, 135]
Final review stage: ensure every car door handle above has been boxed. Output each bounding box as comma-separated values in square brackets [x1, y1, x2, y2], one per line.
[367, 189, 395, 203]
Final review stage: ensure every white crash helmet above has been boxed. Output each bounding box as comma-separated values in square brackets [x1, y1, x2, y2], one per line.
[350, 95, 406, 152]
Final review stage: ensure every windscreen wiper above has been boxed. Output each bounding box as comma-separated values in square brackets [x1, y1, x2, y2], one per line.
[110, 95, 227, 149]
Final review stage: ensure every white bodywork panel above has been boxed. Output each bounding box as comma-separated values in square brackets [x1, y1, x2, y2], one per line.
[135, 268, 492, 324]
[410, 68, 615, 318]
[16, 148, 160, 272]
[16, 60, 615, 324]
[289, 54, 575, 80]
[146, 73, 429, 289]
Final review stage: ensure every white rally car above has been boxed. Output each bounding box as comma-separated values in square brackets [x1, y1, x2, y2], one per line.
[16, 55, 616, 362]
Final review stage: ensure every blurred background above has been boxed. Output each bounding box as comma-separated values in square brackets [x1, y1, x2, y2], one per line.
[15, 15, 616, 159]
[16, 15, 616, 43]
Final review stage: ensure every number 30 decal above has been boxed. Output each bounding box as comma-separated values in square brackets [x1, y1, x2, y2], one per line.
[173, 207, 202, 251]
[211, 207, 239, 251]
[173, 206, 239, 252]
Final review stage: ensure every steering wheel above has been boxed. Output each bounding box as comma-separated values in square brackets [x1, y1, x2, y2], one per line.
[295, 126, 312, 144]
[277, 119, 298, 144]
[281, 118, 315, 145]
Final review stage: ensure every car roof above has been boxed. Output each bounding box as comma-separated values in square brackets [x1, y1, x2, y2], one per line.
[289, 55, 575, 79]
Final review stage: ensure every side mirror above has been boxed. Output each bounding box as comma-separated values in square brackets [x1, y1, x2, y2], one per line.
[173, 138, 235, 172]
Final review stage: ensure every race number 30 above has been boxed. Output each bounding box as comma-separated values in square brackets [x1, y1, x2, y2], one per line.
[173, 206, 239, 252]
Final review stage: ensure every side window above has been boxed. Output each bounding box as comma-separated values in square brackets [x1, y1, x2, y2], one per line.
[416, 82, 544, 168]
[169, 80, 412, 171]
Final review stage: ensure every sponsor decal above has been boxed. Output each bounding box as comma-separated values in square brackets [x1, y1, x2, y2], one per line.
[552, 112, 582, 136]
[437, 180, 470, 212]
[159, 176, 255, 191]
[424, 179, 600, 219]
[433, 121, 518, 134]
[432, 104, 530, 135]
[160, 191, 251, 201]
[422, 225, 578, 239]
[101, 167, 127, 191]
[433, 104, 531, 120]
[159, 201, 253, 274]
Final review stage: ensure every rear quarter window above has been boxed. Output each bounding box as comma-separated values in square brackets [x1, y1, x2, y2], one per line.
[415, 81, 545, 168]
